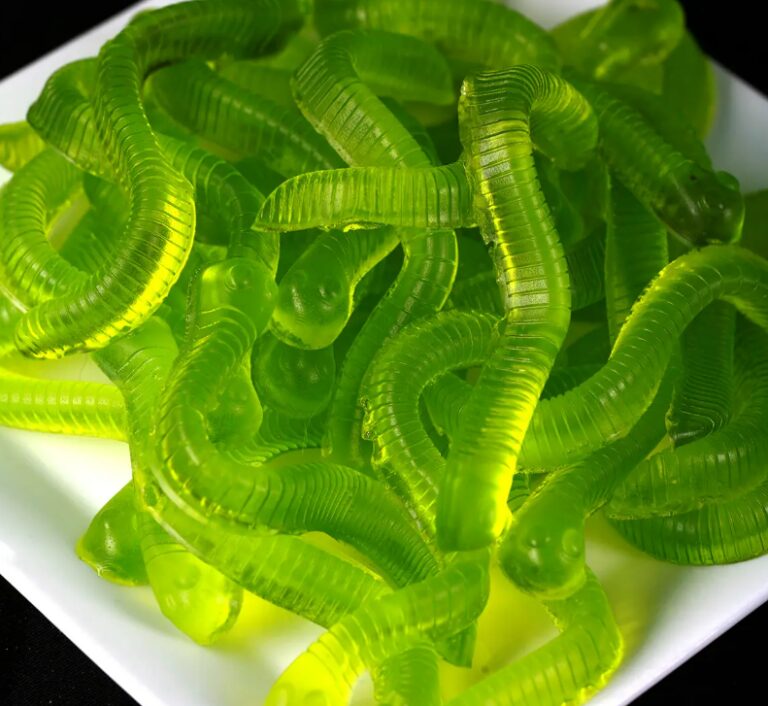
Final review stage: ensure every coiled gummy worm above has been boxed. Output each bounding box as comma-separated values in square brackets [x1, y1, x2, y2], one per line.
[16, 0, 304, 358]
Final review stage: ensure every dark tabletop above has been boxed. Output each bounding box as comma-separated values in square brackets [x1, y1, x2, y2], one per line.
[1, 2, 766, 704]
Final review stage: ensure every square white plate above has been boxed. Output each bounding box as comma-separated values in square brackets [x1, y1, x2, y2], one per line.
[2, 2, 768, 705]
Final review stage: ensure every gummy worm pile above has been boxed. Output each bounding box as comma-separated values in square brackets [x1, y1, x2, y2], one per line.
[1, 0, 767, 704]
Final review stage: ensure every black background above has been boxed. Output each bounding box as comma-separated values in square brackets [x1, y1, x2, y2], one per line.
[1, 2, 766, 704]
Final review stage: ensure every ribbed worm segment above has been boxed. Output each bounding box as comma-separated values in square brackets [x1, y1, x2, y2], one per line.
[605, 179, 669, 344]
[264, 550, 491, 706]
[565, 229, 607, 311]
[292, 29, 454, 168]
[446, 571, 623, 706]
[610, 476, 768, 566]
[520, 246, 768, 470]
[0, 149, 85, 307]
[252, 334, 335, 418]
[554, 0, 684, 81]
[0, 121, 46, 173]
[16, 0, 305, 358]
[0, 370, 126, 441]
[157, 135, 278, 271]
[313, 0, 560, 72]
[667, 301, 735, 447]
[610, 320, 768, 519]
[150, 60, 343, 176]
[272, 227, 401, 350]
[364, 311, 498, 534]
[372, 644, 441, 706]
[438, 66, 597, 551]
[500, 374, 673, 600]
[571, 75, 744, 247]
[256, 162, 473, 233]
[94, 316, 246, 645]
[153, 259, 439, 588]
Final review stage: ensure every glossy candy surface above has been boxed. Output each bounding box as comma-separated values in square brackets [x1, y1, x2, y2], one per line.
[2, 1, 767, 704]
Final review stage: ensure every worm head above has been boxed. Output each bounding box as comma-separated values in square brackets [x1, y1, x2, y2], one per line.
[196, 258, 277, 333]
[499, 498, 586, 600]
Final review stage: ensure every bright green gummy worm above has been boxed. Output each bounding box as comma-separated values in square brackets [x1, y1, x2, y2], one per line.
[17, 0, 304, 358]
[437, 65, 598, 551]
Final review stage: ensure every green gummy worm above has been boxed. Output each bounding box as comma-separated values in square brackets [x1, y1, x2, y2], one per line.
[520, 246, 768, 469]
[0, 368, 126, 441]
[437, 65, 597, 551]
[499, 373, 674, 599]
[77, 482, 148, 586]
[287, 29, 458, 466]
[16, 0, 304, 358]
[571, 75, 743, 247]
[364, 310, 498, 534]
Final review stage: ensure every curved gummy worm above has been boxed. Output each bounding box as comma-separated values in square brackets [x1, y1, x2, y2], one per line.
[499, 373, 674, 599]
[609, 321, 768, 519]
[553, 0, 684, 81]
[152, 258, 439, 588]
[150, 59, 343, 176]
[114, 322, 388, 634]
[17, 0, 304, 358]
[437, 65, 597, 551]
[0, 121, 46, 173]
[93, 316, 245, 645]
[251, 333, 335, 418]
[446, 570, 622, 706]
[364, 310, 497, 533]
[0, 149, 85, 308]
[520, 246, 768, 470]
[570, 74, 744, 247]
[313, 0, 560, 73]
[264, 549, 491, 706]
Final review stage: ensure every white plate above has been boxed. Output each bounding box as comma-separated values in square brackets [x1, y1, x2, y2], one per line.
[1, 2, 768, 705]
